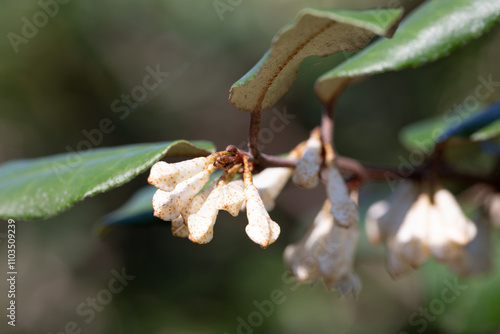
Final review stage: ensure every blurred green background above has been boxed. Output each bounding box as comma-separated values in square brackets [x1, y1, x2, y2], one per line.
[1, 0, 500, 333]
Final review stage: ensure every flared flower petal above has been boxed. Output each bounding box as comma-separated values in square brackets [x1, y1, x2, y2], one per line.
[284, 200, 361, 296]
[216, 180, 245, 216]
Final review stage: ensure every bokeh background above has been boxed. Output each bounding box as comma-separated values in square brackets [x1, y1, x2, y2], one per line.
[1, 0, 500, 333]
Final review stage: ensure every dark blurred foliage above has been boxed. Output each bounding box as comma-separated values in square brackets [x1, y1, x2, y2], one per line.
[1, 1, 500, 333]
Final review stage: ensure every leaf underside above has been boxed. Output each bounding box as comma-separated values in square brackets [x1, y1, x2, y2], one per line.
[229, 8, 403, 113]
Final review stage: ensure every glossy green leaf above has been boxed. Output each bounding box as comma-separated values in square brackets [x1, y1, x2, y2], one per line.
[316, 0, 500, 106]
[0, 140, 215, 220]
[400, 102, 500, 153]
[229, 7, 403, 113]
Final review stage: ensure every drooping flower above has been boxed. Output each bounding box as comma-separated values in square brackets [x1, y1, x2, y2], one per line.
[188, 179, 245, 244]
[243, 156, 280, 248]
[292, 128, 322, 189]
[284, 200, 361, 296]
[366, 181, 477, 278]
[326, 164, 359, 228]
[447, 213, 492, 275]
[151, 165, 217, 222]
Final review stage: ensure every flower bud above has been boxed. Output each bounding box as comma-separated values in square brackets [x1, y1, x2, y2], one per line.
[326, 164, 359, 227]
[153, 166, 215, 222]
[292, 129, 322, 189]
[245, 183, 280, 248]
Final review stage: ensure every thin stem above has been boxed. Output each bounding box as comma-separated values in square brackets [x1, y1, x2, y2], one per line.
[250, 152, 500, 189]
[321, 107, 334, 146]
[248, 111, 261, 161]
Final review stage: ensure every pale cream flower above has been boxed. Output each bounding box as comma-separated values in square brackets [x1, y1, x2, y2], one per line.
[365, 181, 420, 246]
[488, 193, 500, 227]
[171, 216, 189, 238]
[243, 156, 280, 249]
[152, 165, 216, 222]
[292, 128, 322, 189]
[148, 157, 210, 192]
[447, 213, 492, 275]
[244, 182, 280, 248]
[252, 167, 293, 211]
[366, 181, 478, 278]
[188, 179, 245, 244]
[284, 200, 361, 296]
[169, 183, 214, 238]
[325, 163, 359, 228]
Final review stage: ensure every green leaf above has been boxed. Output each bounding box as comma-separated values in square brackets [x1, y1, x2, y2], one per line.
[0, 140, 215, 220]
[316, 0, 500, 106]
[400, 102, 500, 153]
[229, 7, 403, 113]
[399, 117, 448, 154]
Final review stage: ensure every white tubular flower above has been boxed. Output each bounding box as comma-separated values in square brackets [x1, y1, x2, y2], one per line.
[170, 185, 213, 239]
[152, 189, 171, 222]
[447, 214, 492, 275]
[367, 181, 478, 278]
[245, 182, 280, 248]
[148, 157, 210, 192]
[152, 166, 215, 222]
[365, 181, 420, 246]
[188, 179, 246, 244]
[326, 163, 359, 228]
[171, 216, 189, 238]
[252, 167, 293, 211]
[292, 128, 322, 189]
[365, 200, 389, 245]
[489, 193, 500, 226]
[284, 201, 361, 296]
[392, 192, 432, 268]
[216, 179, 246, 216]
[187, 186, 220, 244]
[428, 189, 477, 261]
[242, 156, 280, 249]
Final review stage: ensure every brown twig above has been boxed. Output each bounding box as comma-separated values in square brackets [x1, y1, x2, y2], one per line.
[248, 112, 261, 162]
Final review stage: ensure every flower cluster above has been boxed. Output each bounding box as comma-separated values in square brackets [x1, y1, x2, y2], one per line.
[148, 128, 363, 295]
[277, 130, 361, 294]
[365, 181, 480, 277]
[284, 200, 361, 296]
[148, 152, 281, 248]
